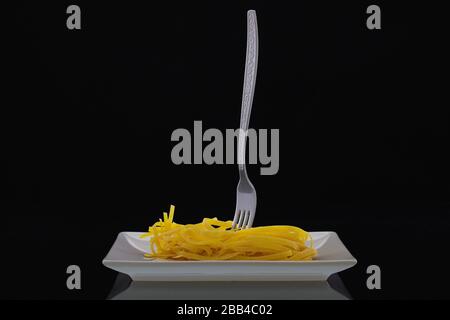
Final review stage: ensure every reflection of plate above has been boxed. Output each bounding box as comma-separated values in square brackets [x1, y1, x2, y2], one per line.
[103, 231, 357, 281]
[107, 273, 352, 300]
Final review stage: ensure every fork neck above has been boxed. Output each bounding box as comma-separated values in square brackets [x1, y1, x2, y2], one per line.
[238, 165, 248, 178]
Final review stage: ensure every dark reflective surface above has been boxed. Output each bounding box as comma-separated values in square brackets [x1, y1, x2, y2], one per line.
[5, 1, 450, 300]
[107, 273, 351, 300]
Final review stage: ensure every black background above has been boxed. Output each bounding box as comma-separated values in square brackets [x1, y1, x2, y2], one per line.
[4, 0, 450, 299]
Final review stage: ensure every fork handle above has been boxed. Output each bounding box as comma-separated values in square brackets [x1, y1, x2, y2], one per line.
[238, 10, 258, 170]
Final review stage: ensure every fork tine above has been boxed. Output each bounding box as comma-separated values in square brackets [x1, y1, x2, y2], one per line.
[246, 211, 255, 228]
[232, 210, 241, 229]
[236, 211, 246, 229]
[242, 211, 250, 228]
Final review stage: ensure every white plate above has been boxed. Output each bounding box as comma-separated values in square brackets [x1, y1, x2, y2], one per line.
[102, 231, 357, 281]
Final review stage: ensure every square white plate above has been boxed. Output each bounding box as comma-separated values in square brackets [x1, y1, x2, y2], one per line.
[102, 231, 357, 281]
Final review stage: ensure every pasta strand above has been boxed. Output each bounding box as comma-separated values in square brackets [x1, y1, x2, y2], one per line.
[140, 205, 317, 261]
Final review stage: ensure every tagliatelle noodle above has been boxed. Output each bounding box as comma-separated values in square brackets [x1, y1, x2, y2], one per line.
[140, 205, 317, 261]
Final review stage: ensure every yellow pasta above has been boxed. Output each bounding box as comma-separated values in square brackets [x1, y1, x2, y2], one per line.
[140, 205, 317, 261]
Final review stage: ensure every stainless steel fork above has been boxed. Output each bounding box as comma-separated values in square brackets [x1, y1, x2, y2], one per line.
[232, 10, 258, 229]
